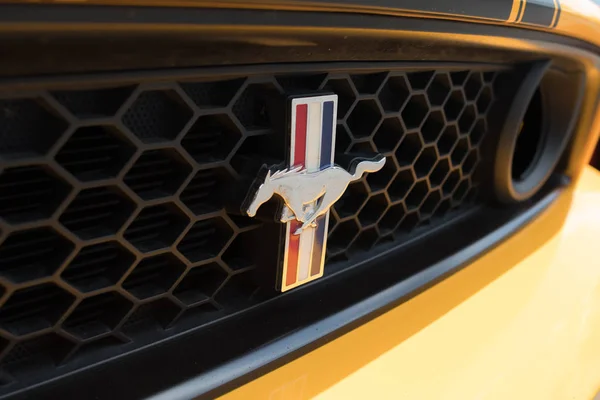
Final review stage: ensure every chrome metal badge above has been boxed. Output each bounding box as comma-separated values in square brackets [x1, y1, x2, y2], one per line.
[245, 94, 386, 292]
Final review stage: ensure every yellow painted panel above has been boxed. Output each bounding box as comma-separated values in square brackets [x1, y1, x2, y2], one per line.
[555, 0, 600, 46]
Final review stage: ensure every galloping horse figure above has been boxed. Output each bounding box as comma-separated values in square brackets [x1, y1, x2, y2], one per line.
[246, 157, 386, 234]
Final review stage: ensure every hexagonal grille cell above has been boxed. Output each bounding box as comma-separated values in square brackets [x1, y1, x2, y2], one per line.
[0, 284, 74, 336]
[63, 292, 133, 340]
[222, 230, 260, 271]
[333, 181, 369, 218]
[177, 217, 234, 263]
[470, 118, 487, 147]
[181, 114, 242, 163]
[378, 75, 410, 112]
[124, 203, 189, 252]
[444, 90, 466, 122]
[354, 227, 379, 251]
[395, 132, 422, 167]
[402, 94, 428, 129]
[0, 64, 500, 391]
[406, 181, 429, 210]
[414, 147, 437, 178]
[398, 212, 420, 233]
[443, 169, 461, 196]
[453, 178, 471, 204]
[389, 169, 415, 202]
[0, 166, 71, 224]
[430, 159, 451, 189]
[180, 168, 234, 215]
[373, 117, 404, 154]
[0, 228, 74, 283]
[55, 126, 135, 182]
[122, 90, 193, 143]
[464, 72, 483, 101]
[451, 137, 470, 167]
[437, 125, 459, 157]
[378, 203, 406, 235]
[347, 100, 382, 138]
[427, 73, 451, 106]
[406, 71, 434, 90]
[358, 193, 388, 226]
[458, 105, 477, 134]
[327, 219, 360, 255]
[0, 98, 67, 160]
[62, 242, 135, 293]
[421, 190, 443, 218]
[422, 111, 445, 143]
[450, 71, 469, 85]
[174, 263, 228, 306]
[462, 150, 479, 176]
[60, 187, 135, 240]
[124, 149, 192, 200]
[123, 255, 186, 300]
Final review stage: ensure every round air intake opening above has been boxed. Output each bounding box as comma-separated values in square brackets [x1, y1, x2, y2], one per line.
[512, 88, 544, 182]
[494, 63, 577, 204]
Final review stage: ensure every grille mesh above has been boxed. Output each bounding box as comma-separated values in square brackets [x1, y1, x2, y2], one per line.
[0, 66, 497, 390]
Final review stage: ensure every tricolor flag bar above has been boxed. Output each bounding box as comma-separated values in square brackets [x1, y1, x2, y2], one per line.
[280, 95, 338, 292]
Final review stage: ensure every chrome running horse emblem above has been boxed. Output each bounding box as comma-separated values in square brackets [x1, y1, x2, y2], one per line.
[246, 158, 386, 234]
[243, 94, 387, 292]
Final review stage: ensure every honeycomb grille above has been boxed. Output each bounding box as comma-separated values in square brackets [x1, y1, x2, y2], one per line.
[0, 66, 498, 391]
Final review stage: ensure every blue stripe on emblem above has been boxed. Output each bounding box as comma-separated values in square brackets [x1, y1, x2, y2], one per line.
[310, 214, 327, 277]
[320, 100, 335, 167]
[310, 99, 335, 277]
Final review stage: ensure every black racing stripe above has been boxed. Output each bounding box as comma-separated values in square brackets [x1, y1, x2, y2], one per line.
[521, 0, 556, 26]
[552, 0, 561, 28]
[306, 0, 515, 20]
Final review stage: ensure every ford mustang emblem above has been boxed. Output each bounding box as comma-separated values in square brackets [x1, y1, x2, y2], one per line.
[244, 94, 386, 291]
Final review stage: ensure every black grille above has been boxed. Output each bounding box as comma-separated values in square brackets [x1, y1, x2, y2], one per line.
[0, 66, 498, 391]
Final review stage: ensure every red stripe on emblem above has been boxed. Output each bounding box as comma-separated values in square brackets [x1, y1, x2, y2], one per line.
[285, 103, 307, 287]
[286, 220, 301, 286]
[293, 104, 307, 167]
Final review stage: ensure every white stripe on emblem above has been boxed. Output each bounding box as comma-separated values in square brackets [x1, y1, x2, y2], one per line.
[297, 101, 322, 282]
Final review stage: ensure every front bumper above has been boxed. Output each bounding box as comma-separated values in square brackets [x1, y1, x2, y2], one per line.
[222, 166, 600, 400]
[0, 2, 599, 398]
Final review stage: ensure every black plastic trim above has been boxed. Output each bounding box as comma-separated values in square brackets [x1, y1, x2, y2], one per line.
[0, 61, 507, 91]
[10, 183, 564, 400]
[494, 62, 550, 202]
[0, 4, 597, 77]
[0, 58, 525, 399]
[494, 62, 583, 203]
